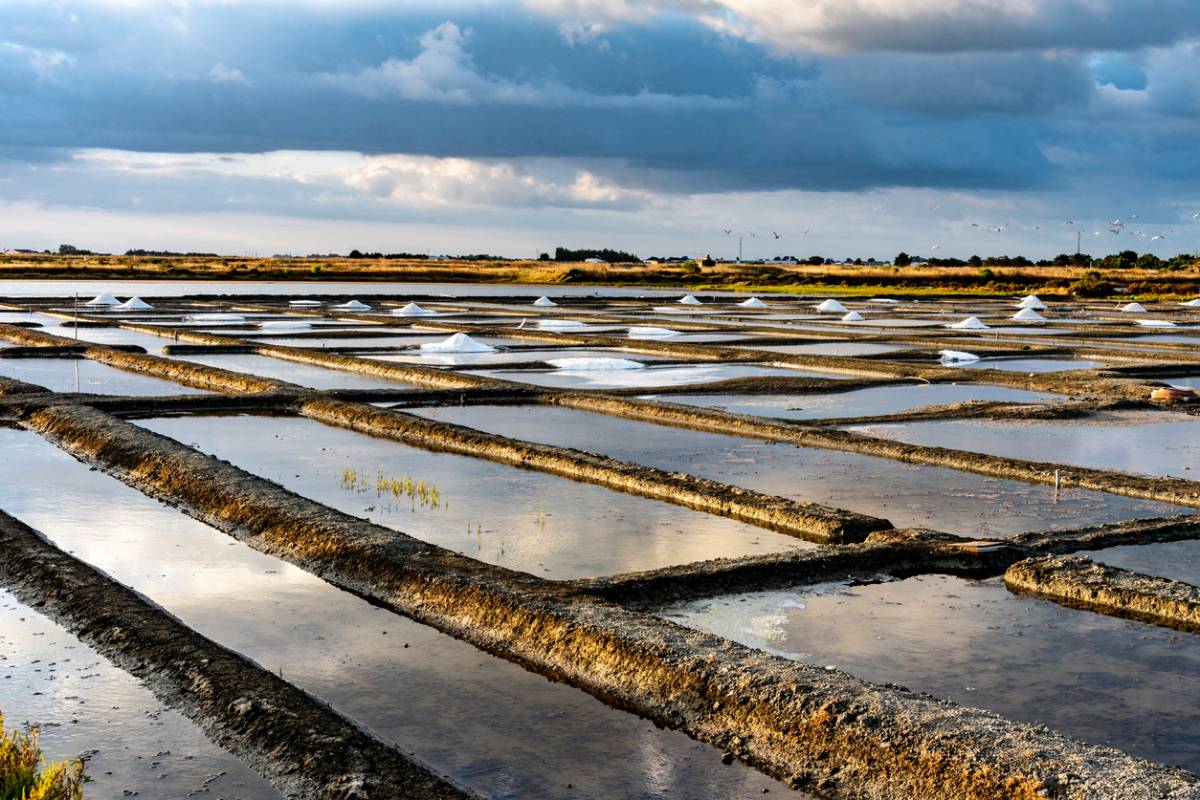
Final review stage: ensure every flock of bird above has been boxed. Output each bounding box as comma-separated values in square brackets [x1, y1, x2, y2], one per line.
[724, 207, 1200, 256]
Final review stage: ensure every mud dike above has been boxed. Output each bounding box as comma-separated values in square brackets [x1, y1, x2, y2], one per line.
[2, 290, 1200, 799]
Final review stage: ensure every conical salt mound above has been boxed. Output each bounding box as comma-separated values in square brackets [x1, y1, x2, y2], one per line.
[419, 333, 495, 353]
[336, 299, 371, 311]
[84, 293, 119, 307]
[114, 296, 152, 311]
[1016, 296, 1046, 310]
[815, 299, 848, 313]
[1181, 298, 1200, 307]
[392, 302, 436, 316]
[948, 316, 989, 330]
[532, 296, 558, 307]
[939, 349, 980, 364]
[841, 311, 865, 322]
[1120, 302, 1147, 313]
[678, 294, 702, 305]
[1012, 308, 1046, 322]
[739, 296, 767, 308]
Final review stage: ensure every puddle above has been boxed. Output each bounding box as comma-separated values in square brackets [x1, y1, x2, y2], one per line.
[0, 359, 207, 395]
[174, 354, 419, 391]
[0, 428, 801, 799]
[660, 575, 1200, 772]
[138, 415, 806, 578]
[411, 406, 1187, 538]
[0, 590, 281, 800]
[467, 364, 843, 389]
[848, 411, 1200, 479]
[656, 384, 1063, 421]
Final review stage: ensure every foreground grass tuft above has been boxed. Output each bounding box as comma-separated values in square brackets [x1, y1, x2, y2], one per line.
[0, 712, 85, 800]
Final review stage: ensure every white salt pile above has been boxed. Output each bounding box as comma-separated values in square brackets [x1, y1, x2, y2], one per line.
[868, 298, 899, 304]
[1011, 308, 1046, 322]
[678, 294, 703, 305]
[939, 349, 981, 364]
[815, 299, 848, 313]
[739, 296, 767, 308]
[537, 319, 589, 331]
[1016, 295, 1046, 310]
[288, 299, 322, 307]
[532, 296, 558, 307]
[1120, 302, 1147, 313]
[392, 302, 437, 316]
[419, 333, 496, 353]
[83, 293, 119, 307]
[336, 299, 371, 310]
[1180, 298, 1200, 307]
[1136, 319, 1176, 328]
[187, 312, 245, 323]
[628, 326, 679, 339]
[547, 357, 644, 371]
[841, 311, 866, 322]
[258, 320, 311, 331]
[948, 316, 990, 330]
[113, 297, 153, 311]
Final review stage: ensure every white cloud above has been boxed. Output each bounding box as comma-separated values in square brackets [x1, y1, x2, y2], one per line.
[208, 62, 247, 84]
[0, 41, 75, 77]
[341, 154, 650, 209]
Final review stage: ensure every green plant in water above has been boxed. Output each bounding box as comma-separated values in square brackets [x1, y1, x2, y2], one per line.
[0, 711, 85, 800]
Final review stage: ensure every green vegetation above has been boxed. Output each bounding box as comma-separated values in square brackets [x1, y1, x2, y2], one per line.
[0, 712, 85, 800]
[339, 467, 446, 510]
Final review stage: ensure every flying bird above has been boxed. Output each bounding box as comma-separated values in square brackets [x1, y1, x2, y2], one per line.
[722, 228, 733, 235]
[772, 231, 782, 240]
[1065, 219, 1074, 225]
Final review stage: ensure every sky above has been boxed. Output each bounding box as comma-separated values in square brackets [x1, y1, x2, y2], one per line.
[2, 0, 1200, 261]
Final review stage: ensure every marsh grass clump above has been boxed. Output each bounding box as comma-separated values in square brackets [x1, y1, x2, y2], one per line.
[338, 466, 447, 510]
[0, 711, 85, 800]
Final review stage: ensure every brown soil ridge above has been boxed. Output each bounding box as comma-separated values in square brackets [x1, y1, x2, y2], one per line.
[0, 509, 475, 800]
[22, 402, 1200, 799]
[1006, 555, 1200, 632]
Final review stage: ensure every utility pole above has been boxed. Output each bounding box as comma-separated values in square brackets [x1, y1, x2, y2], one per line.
[738, 235, 743, 263]
[1076, 231, 1081, 256]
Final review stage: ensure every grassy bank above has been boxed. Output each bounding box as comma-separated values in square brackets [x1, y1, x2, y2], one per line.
[3, 253, 1200, 300]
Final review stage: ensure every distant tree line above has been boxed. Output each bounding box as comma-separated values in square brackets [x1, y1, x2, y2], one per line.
[553, 247, 640, 263]
[893, 250, 1194, 270]
[126, 248, 219, 257]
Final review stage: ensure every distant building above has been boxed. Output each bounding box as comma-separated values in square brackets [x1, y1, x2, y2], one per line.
[700, 254, 715, 267]
[583, 257, 606, 263]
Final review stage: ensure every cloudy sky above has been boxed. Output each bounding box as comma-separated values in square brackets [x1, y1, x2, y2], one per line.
[2, 0, 1199, 260]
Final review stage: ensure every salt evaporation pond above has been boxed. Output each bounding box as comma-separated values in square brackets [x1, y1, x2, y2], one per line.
[468, 363, 843, 389]
[174, 353, 419, 391]
[138, 415, 807, 578]
[0, 590, 281, 800]
[661, 575, 1200, 772]
[1074, 540, 1200, 586]
[367, 347, 678, 367]
[946, 357, 1104, 372]
[849, 412, 1200, 480]
[0, 427, 799, 799]
[412, 406, 1188, 537]
[656, 383, 1062, 420]
[0, 358, 207, 395]
[734, 342, 910, 357]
